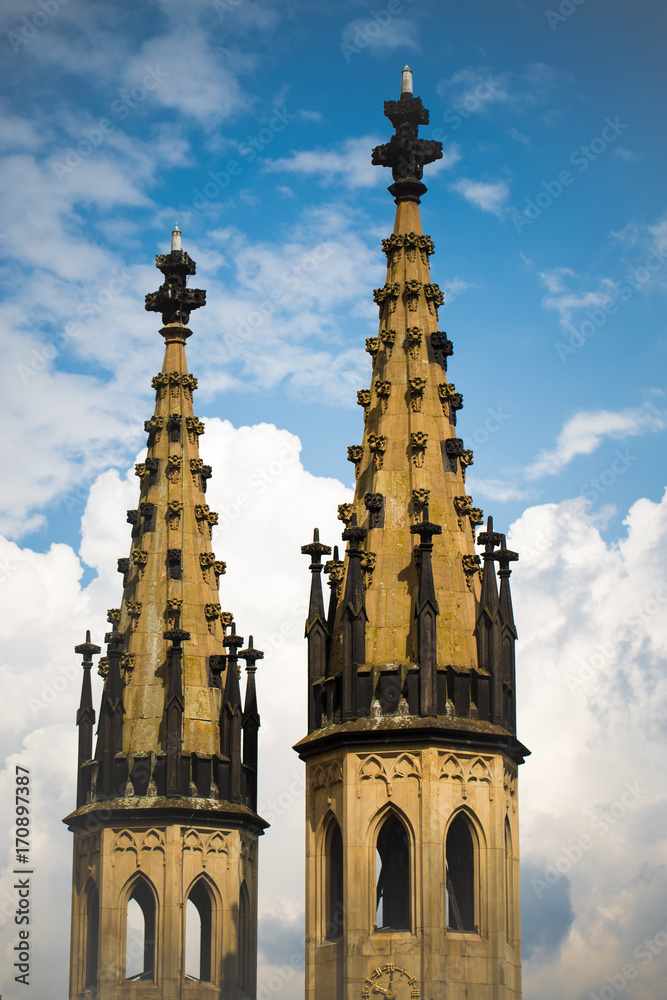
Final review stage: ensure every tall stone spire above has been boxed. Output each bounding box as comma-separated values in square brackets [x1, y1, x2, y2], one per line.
[297, 71, 527, 1000]
[65, 229, 265, 999]
[299, 70, 524, 736]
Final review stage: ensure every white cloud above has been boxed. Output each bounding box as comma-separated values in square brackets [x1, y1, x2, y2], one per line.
[538, 267, 617, 332]
[614, 147, 639, 162]
[525, 405, 666, 480]
[437, 62, 557, 116]
[465, 476, 537, 503]
[450, 177, 510, 215]
[264, 135, 384, 189]
[340, 16, 419, 56]
[511, 489, 667, 998]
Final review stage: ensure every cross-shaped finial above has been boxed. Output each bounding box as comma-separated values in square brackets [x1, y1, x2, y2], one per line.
[74, 629, 101, 663]
[477, 515, 503, 555]
[239, 635, 264, 672]
[301, 527, 332, 566]
[145, 229, 206, 326]
[371, 68, 443, 200]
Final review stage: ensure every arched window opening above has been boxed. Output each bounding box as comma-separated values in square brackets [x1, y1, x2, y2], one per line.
[325, 820, 344, 940]
[505, 820, 512, 942]
[375, 814, 410, 931]
[125, 879, 156, 981]
[446, 814, 476, 933]
[84, 881, 99, 989]
[239, 881, 252, 996]
[185, 880, 212, 982]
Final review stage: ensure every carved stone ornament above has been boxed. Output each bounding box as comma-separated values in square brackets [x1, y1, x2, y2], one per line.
[373, 282, 400, 316]
[470, 507, 484, 528]
[431, 332, 454, 369]
[166, 454, 181, 483]
[337, 503, 354, 525]
[445, 437, 464, 457]
[144, 415, 164, 438]
[374, 379, 392, 412]
[381, 233, 404, 260]
[213, 560, 226, 581]
[117, 557, 129, 582]
[408, 377, 427, 412]
[364, 492, 384, 529]
[132, 550, 148, 568]
[360, 551, 376, 588]
[324, 557, 345, 584]
[461, 449, 474, 468]
[365, 337, 380, 358]
[134, 463, 149, 478]
[97, 657, 109, 678]
[424, 283, 445, 314]
[418, 235, 435, 262]
[404, 279, 422, 311]
[219, 611, 234, 630]
[462, 554, 481, 590]
[410, 431, 428, 467]
[151, 372, 169, 396]
[167, 598, 182, 615]
[403, 231, 419, 262]
[127, 602, 142, 625]
[186, 416, 205, 438]
[379, 328, 396, 356]
[167, 549, 182, 580]
[195, 504, 218, 534]
[181, 374, 198, 400]
[368, 434, 387, 470]
[167, 500, 183, 527]
[453, 495, 473, 530]
[347, 447, 363, 477]
[107, 608, 121, 624]
[405, 326, 423, 359]
[121, 652, 135, 675]
[204, 603, 221, 635]
[357, 389, 371, 410]
[411, 488, 430, 511]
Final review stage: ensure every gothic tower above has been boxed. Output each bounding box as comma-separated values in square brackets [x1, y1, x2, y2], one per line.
[64, 230, 266, 999]
[296, 69, 528, 1000]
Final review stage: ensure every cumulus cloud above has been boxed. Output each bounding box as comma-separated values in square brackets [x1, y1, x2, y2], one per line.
[450, 177, 510, 215]
[525, 405, 666, 480]
[340, 16, 419, 57]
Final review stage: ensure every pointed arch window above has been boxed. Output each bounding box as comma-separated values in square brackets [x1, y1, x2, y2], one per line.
[446, 813, 476, 933]
[239, 881, 252, 996]
[125, 878, 156, 981]
[505, 819, 513, 942]
[185, 879, 213, 982]
[325, 819, 344, 940]
[84, 880, 99, 989]
[375, 814, 410, 931]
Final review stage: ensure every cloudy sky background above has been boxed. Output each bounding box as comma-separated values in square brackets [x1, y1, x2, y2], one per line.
[0, 0, 666, 997]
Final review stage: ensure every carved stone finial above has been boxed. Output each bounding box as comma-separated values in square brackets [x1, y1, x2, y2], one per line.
[357, 389, 371, 412]
[145, 244, 206, 327]
[462, 554, 482, 590]
[405, 327, 423, 359]
[379, 328, 396, 356]
[371, 83, 444, 202]
[374, 379, 392, 413]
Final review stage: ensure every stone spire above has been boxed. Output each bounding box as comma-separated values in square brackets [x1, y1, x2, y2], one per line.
[299, 71, 524, 754]
[72, 229, 263, 810]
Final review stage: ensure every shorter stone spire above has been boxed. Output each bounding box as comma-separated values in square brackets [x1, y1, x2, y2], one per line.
[410, 503, 442, 716]
[240, 636, 264, 811]
[74, 630, 100, 807]
[145, 227, 206, 326]
[340, 514, 368, 721]
[302, 528, 332, 731]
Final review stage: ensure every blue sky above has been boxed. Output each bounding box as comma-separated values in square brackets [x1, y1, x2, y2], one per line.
[1, 1, 666, 998]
